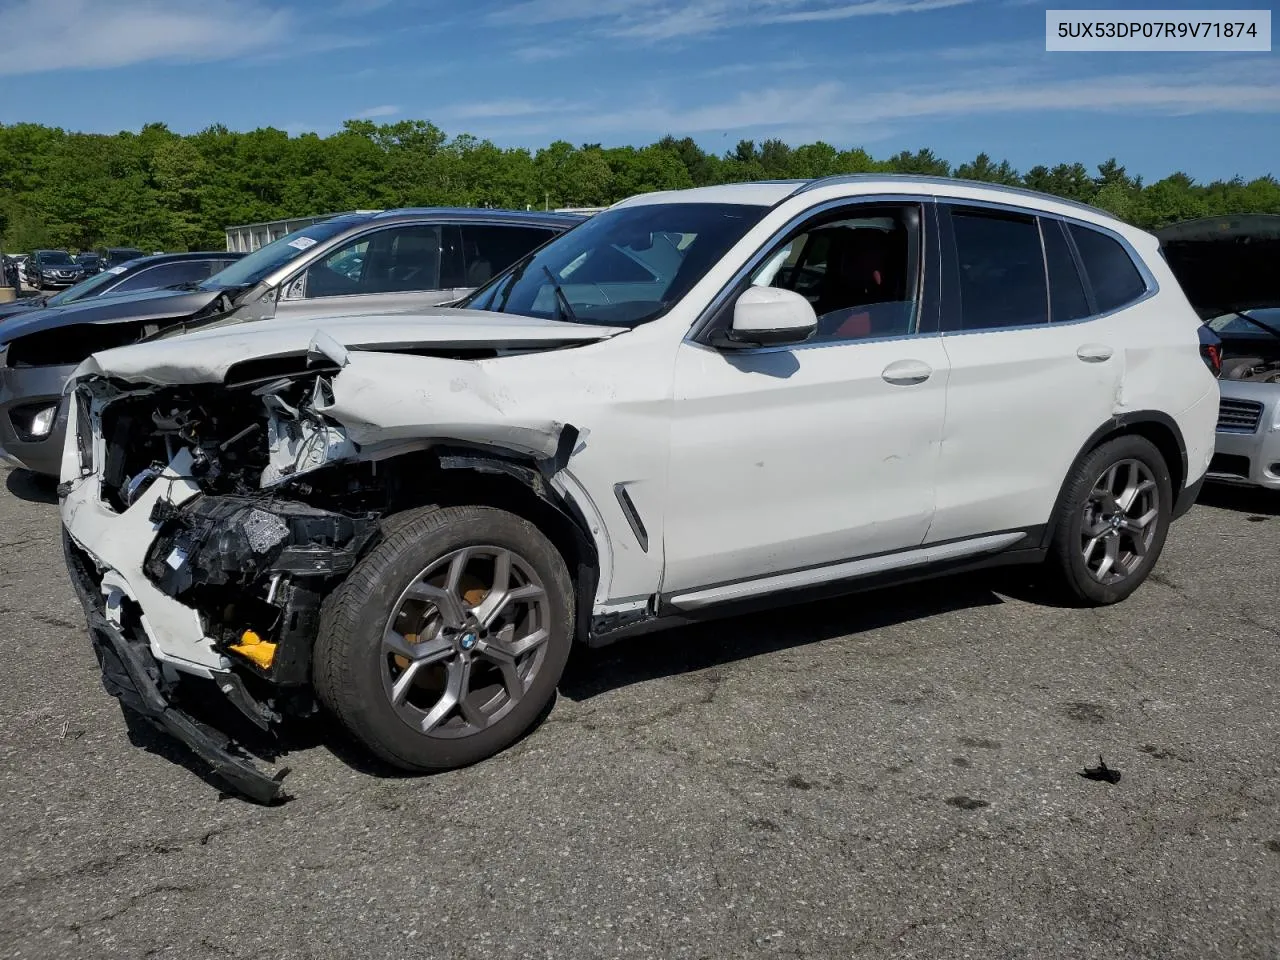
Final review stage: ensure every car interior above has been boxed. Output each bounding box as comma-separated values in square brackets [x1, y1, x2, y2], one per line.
[754, 212, 917, 341]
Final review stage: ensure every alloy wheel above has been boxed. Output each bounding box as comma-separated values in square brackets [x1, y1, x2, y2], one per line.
[1079, 458, 1161, 585]
[380, 545, 551, 739]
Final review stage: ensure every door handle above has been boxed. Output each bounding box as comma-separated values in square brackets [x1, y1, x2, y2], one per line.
[1076, 343, 1114, 363]
[881, 359, 933, 385]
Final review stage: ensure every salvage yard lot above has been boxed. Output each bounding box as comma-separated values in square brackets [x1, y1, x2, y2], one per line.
[1, 464, 1277, 959]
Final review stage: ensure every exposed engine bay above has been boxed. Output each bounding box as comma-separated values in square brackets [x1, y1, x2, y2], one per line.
[1219, 343, 1280, 383]
[71, 372, 389, 729]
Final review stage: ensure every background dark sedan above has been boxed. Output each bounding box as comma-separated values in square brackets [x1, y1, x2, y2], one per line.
[0, 251, 245, 325]
[75, 252, 103, 274]
[98, 247, 146, 271]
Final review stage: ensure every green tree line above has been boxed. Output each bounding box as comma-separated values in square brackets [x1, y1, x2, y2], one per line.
[2, 119, 1277, 252]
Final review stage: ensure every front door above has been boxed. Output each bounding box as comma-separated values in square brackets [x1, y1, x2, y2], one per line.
[661, 200, 950, 594]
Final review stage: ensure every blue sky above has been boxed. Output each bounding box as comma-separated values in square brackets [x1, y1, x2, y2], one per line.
[0, 0, 1276, 182]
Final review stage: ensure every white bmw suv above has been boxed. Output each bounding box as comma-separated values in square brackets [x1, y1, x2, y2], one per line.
[59, 176, 1218, 801]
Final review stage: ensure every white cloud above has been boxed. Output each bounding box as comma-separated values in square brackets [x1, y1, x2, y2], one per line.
[0, 0, 371, 75]
[429, 59, 1280, 145]
[333, 0, 397, 14]
[0, 0, 298, 75]
[355, 104, 401, 119]
[435, 98, 583, 119]
[592, 69, 1280, 136]
[512, 45, 573, 63]
[490, 0, 975, 42]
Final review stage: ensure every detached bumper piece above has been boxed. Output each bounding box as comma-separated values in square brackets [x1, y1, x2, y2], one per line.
[64, 533, 290, 804]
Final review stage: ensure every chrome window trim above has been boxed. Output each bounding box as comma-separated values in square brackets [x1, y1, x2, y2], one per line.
[936, 198, 1159, 338]
[686, 193, 937, 348]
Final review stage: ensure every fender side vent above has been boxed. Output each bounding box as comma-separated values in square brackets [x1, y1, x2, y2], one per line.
[614, 483, 648, 553]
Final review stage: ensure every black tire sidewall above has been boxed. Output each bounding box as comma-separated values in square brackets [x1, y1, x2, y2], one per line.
[320, 507, 573, 771]
[1054, 435, 1174, 605]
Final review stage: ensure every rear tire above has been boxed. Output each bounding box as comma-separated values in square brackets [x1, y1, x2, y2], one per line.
[1047, 435, 1173, 605]
[314, 505, 574, 771]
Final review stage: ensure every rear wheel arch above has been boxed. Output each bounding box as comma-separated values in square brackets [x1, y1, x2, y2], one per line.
[1044, 411, 1187, 547]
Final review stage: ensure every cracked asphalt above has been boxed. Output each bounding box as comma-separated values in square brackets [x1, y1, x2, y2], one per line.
[1, 463, 1277, 959]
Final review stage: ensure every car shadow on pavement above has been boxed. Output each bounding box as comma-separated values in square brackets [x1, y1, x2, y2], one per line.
[1195, 482, 1280, 517]
[4, 468, 57, 505]
[559, 574, 1010, 702]
[126, 572, 1046, 796]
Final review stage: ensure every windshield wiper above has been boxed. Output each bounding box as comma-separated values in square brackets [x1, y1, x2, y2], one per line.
[541, 265, 578, 323]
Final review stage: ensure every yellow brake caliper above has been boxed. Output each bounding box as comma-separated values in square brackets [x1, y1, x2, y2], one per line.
[392, 576, 490, 672]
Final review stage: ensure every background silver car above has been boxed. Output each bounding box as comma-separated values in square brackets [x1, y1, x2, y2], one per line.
[1158, 215, 1280, 491]
[0, 209, 582, 477]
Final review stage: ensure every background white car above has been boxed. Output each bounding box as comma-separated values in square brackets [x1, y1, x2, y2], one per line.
[61, 176, 1218, 801]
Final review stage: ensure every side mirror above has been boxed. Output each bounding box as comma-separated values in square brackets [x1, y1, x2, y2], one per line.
[719, 286, 817, 348]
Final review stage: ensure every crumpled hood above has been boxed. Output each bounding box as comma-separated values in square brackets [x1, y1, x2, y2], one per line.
[1157, 215, 1280, 318]
[71, 308, 623, 387]
[0, 287, 222, 344]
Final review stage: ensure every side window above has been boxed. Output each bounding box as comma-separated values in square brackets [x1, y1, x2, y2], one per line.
[745, 204, 921, 343]
[303, 238, 370, 298]
[460, 225, 557, 287]
[950, 210, 1047, 329]
[110, 262, 202, 293]
[361, 226, 445, 294]
[1042, 219, 1091, 323]
[301, 226, 463, 299]
[1068, 224, 1147, 313]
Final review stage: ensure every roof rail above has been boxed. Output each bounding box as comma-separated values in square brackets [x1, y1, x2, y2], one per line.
[792, 173, 1109, 218]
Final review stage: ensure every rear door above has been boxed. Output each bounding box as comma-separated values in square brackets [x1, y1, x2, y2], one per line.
[929, 205, 1131, 543]
[457, 224, 560, 302]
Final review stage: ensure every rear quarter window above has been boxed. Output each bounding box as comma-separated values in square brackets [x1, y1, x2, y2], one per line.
[1069, 224, 1147, 313]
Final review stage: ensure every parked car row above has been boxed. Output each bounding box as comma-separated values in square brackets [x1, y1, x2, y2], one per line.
[3, 181, 1273, 803]
[0, 209, 581, 476]
[0, 250, 245, 324]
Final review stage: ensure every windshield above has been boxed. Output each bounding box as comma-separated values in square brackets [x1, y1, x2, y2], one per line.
[201, 219, 364, 291]
[45, 266, 131, 306]
[1208, 307, 1280, 338]
[39, 252, 73, 265]
[462, 203, 767, 327]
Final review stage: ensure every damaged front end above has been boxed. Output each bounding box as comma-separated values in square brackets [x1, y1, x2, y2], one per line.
[61, 364, 395, 802]
[60, 332, 593, 802]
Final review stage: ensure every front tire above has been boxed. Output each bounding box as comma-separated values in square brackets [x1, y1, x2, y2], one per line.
[1047, 435, 1173, 605]
[314, 505, 574, 771]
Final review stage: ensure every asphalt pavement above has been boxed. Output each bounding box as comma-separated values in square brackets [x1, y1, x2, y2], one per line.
[0, 464, 1277, 959]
